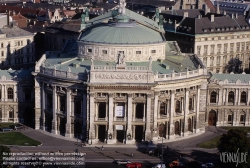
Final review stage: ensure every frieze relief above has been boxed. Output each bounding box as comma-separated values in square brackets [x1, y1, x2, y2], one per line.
[94, 73, 149, 80]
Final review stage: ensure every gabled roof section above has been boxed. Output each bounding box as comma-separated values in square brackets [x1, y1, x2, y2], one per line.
[85, 8, 161, 32]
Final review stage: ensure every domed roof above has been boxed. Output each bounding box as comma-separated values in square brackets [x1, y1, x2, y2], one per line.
[79, 22, 165, 44]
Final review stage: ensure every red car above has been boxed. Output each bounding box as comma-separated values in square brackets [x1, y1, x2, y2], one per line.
[126, 162, 142, 168]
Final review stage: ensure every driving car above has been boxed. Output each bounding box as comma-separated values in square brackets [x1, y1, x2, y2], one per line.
[116, 160, 131, 165]
[126, 162, 142, 168]
[0, 127, 13, 132]
[152, 163, 166, 168]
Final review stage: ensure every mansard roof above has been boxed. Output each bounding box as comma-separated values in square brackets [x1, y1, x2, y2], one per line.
[210, 73, 250, 83]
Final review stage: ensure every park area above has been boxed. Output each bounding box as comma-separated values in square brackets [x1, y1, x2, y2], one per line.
[197, 126, 250, 149]
[0, 123, 41, 146]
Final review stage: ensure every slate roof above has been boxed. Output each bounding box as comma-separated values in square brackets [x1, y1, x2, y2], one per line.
[126, 0, 176, 7]
[0, 27, 33, 37]
[173, 14, 250, 35]
[0, 69, 33, 79]
[161, 9, 205, 18]
[210, 73, 250, 83]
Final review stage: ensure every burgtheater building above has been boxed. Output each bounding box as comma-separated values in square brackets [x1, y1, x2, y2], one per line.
[31, 1, 250, 144]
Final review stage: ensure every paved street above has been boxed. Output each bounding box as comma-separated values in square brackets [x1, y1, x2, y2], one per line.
[7, 126, 223, 166]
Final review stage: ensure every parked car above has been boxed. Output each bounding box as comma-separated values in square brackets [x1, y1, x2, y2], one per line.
[202, 163, 214, 168]
[152, 163, 166, 168]
[126, 162, 142, 168]
[116, 160, 131, 165]
[0, 127, 13, 132]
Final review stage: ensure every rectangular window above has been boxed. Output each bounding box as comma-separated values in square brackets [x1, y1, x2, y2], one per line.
[242, 42, 245, 51]
[228, 115, 232, 122]
[230, 43, 234, 52]
[27, 48, 29, 53]
[240, 115, 245, 122]
[136, 51, 141, 54]
[27, 57, 29, 63]
[88, 49, 92, 53]
[151, 50, 156, 53]
[223, 56, 227, 64]
[197, 46, 201, 55]
[204, 46, 208, 54]
[210, 45, 214, 54]
[217, 44, 221, 53]
[210, 57, 214, 66]
[216, 56, 220, 65]
[102, 50, 107, 54]
[236, 43, 240, 52]
[224, 44, 228, 52]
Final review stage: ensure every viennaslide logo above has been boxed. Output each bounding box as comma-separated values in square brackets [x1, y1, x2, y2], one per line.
[220, 148, 248, 167]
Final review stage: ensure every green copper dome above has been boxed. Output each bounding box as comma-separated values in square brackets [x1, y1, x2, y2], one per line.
[79, 23, 165, 44]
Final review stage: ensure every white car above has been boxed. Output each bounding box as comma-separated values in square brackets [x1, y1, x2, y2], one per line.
[116, 160, 131, 165]
[152, 163, 166, 168]
[202, 163, 214, 168]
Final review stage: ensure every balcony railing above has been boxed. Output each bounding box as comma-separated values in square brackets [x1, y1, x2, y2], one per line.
[95, 117, 107, 121]
[114, 117, 126, 121]
[133, 117, 145, 122]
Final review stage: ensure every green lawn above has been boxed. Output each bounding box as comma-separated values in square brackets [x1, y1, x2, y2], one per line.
[220, 126, 250, 133]
[197, 135, 222, 149]
[0, 123, 19, 128]
[0, 132, 41, 146]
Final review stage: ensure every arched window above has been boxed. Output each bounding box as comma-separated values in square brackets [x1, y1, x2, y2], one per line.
[7, 88, 13, 99]
[9, 108, 13, 118]
[47, 93, 52, 109]
[210, 91, 217, 103]
[240, 91, 247, 103]
[59, 96, 65, 111]
[228, 91, 234, 103]
[75, 100, 81, 115]
[175, 100, 181, 112]
[160, 102, 167, 115]
[189, 98, 194, 110]
[24, 88, 31, 100]
[240, 114, 245, 122]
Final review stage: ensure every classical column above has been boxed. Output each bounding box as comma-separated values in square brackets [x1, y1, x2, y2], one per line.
[65, 89, 72, 137]
[52, 85, 58, 134]
[1, 85, 3, 101]
[238, 89, 241, 105]
[89, 92, 95, 143]
[195, 86, 200, 133]
[225, 88, 228, 105]
[82, 91, 87, 139]
[183, 88, 189, 136]
[218, 88, 223, 105]
[41, 83, 45, 130]
[4, 85, 6, 101]
[34, 77, 41, 130]
[13, 84, 16, 102]
[235, 89, 238, 105]
[248, 89, 250, 105]
[153, 92, 159, 140]
[169, 90, 175, 139]
[222, 88, 225, 105]
[107, 93, 114, 144]
[145, 93, 152, 139]
[126, 93, 134, 144]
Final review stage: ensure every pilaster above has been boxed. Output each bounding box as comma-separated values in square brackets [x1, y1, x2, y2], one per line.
[183, 88, 189, 136]
[126, 93, 134, 144]
[195, 86, 200, 133]
[107, 93, 115, 144]
[169, 90, 175, 139]
[52, 85, 57, 134]
[145, 93, 152, 139]
[153, 91, 159, 141]
[65, 88, 72, 137]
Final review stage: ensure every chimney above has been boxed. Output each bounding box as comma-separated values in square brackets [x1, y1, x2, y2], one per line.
[231, 13, 234, 19]
[205, 5, 210, 15]
[235, 13, 238, 18]
[6, 10, 9, 26]
[223, 10, 226, 16]
[183, 12, 188, 18]
[210, 14, 214, 22]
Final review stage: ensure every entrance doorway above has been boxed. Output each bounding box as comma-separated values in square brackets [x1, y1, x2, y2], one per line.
[45, 113, 52, 132]
[135, 125, 143, 142]
[24, 107, 35, 128]
[59, 118, 66, 136]
[208, 111, 216, 126]
[159, 123, 166, 137]
[116, 130, 124, 143]
[98, 125, 106, 142]
[135, 103, 144, 119]
[188, 118, 192, 131]
[175, 121, 180, 135]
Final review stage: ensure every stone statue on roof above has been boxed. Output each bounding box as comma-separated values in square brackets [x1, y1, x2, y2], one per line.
[159, 15, 163, 25]
[85, 8, 89, 17]
[117, 52, 125, 65]
[119, 0, 126, 14]
[149, 56, 152, 67]
[156, 9, 160, 19]
[81, 14, 86, 24]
